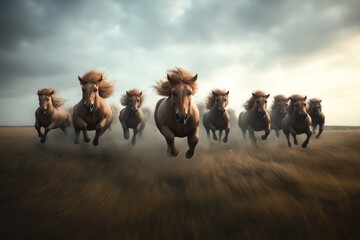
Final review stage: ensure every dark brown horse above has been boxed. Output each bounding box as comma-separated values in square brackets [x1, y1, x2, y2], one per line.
[202, 89, 230, 143]
[282, 95, 312, 148]
[270, 95, 289, 137]
[119, 89, 145, 145]
[35, 88, 71, 143]
[73, 70, 114, 146]
[307, 98, 325, 139]
[153, 67, 199, 158]
[238, 91, 271, 145]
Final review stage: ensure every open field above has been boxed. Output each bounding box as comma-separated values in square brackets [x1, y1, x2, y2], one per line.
[0, 123, 359, 239]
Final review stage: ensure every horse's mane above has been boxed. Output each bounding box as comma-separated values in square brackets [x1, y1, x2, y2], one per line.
[79, 70, 114, 98]
[37, 88, 64, 108]
[243, 90, 269, 110]
[205, 89, 228, 109]
[288, 94, 307, 113]
[153, 67, 198, 96]
[120, 89, 144, 106]
[270, 95, 289, 110]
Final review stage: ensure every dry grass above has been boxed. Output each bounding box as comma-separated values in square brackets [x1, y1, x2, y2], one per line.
[0, 122, 359, 239]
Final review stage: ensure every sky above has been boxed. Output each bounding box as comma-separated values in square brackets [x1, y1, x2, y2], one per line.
[0, 0, 359, 126]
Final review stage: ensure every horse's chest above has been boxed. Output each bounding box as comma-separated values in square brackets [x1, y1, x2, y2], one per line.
[38, 116, 52, 127]
[126, 117, 140, 128]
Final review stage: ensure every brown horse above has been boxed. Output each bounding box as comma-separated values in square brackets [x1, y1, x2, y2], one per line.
[119, 89, 145, 145]
[238, 91, 271, 145]
[307, 98, 325, 139]
[35, 88, 71, 143]
[281, 95, 312, 148]
[270, 95, 289, 137]
[202, 89, 230, 143]
[72, 70, 114, 146]
[153, 67, 199, 159]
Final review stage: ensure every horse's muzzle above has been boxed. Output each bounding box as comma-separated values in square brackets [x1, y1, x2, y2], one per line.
[84, 103, 94, 112]
[131, 108, 138, 114]
[218, 109, 225, 116]
[299, 112, 308, 121]
[176, 112, 188, 125]
[40, 108, 48, 115]
[258, 110, 266, 119]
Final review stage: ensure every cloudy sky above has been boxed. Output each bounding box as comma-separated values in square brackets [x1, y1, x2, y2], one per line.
[1, 0, 359, 126]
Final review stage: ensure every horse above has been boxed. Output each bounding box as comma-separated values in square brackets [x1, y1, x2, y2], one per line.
[153, 67, 199, 159]
[202, 89, 230, 143]
[307, 98, 325, 139]
[270, 95, 289, 137]
[281, 94, 312, 148]
[238, 91, 271, 145]
[35, 88, 71, 143]
[72, 70, 114, 146]
[119, 89, 145, 145]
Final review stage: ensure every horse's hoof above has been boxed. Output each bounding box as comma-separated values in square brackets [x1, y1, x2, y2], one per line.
[261, 135, 267, 140]
[302, 143, 308, 148]
[223, 138, 228, 143]
[84, 137, 91, 143]
[294, 140, 298, 145]
[186, 150, 194, 159]
[131, 139, 136, 145]
[213, 136, 218, 141]
[315, 135, 320, 139]
[93, 140, 99, 146]
[171, 150, 179, 157]
[124, 135, 130, 140]
[40, 138, 46, 143]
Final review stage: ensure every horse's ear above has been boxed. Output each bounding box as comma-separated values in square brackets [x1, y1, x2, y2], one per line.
[126, 91, 130, 96]
[78, 76, 83, 84]
[167, 74, 172, 82]
[265, 94, 270, 99]
[319, 99, 322, 103]
[138, 91, 143, 96]
[98, 75, 103, 82]
[37, 90, 40, 96]
[191, 74, 198, 82]
[286, 97, 290, 102]
[225, 91, 229, 96]
[304, 96, 307, 101]
[289, 97, 293, 101]
[212, 90, 216, 95]
[252, 92, 256, 97]
[50, 90, 55, 95]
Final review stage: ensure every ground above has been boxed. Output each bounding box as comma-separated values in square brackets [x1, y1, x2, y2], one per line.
[0, 124, 359, 240]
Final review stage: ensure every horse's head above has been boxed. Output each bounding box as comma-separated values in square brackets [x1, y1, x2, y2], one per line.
[309, 99, 322, 116]
[37, 90, 54, 115]
[275, 97, 289, 116]
[291, 97, 308, 121]
[78, 75, 102, 112]
[169, 73, 198, 125]
[253, 92, 270, 119]
[127, 91, 143, 114]
[213, 90, 229, 116]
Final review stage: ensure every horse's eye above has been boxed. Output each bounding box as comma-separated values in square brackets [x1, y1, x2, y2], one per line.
[304, 103, 307, 106]
[137, 99, 140, 102]
[187, 92, 191, 96]
[94, 88, 98, 92]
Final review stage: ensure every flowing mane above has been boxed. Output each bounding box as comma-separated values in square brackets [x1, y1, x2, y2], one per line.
[79, 70, 114, 98]
[205, 89, 228, 109]
[37, 88, 64, 108]
[288, 94, 307, 114]
[120, 89, 144, 106]
[270, 95, 289, 110]
[243, 90, 269, 110]
[153, 67, 198, 96]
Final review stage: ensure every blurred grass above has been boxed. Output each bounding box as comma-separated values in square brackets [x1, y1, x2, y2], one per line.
[0, 125, 359, 239]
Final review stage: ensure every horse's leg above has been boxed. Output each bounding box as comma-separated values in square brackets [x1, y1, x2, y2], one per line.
[284, 131, 292, 148]
[246, 124, 257, 145]
[120, 120, 130, 140]
[138, 122, 145, 138]
[60, 125, 68, 135]
[218, 130, 223, 142]
[208, 122, 218, 141]
[316, 123, 323, 139]
[288, 126, 298, 145]
[186, 127, 199, 159]
[41, 122, 55, 143]
[312, 125, 317, 136]
[76, 117, 90, 143]
[74, 127, 80, 144]
[205, 128, 210, 139]
[35, 120, 43, 138]
[161, 126, 179, 157]
[241, 128, 247, 140]
[302, 127, 313, 148]
[223, 123, 230, 143]
[93, 118, 107, 146]
[131, 123, 142, 145]
[275, 129, 280, 138]
[261, 121, 271, 140]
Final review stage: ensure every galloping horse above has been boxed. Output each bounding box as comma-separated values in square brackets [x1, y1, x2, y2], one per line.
[238, 91, 271, 145]
[119, 89, 145, 145]
[307, 98, 325, 139]
[73, 70, 114, 146]
[202, 89, 230, 143]
[270, 95, 289, 137]
[153, 67, 199, 158]
[282, 95, 312, 148]
[35, 88, 71, 143]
